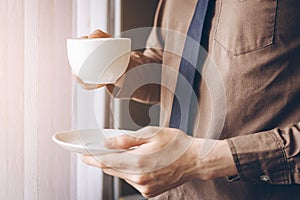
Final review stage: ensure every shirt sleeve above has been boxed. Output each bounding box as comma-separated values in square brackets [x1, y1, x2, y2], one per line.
[106, 50, 162, 104]
[106, 0, 165, 104]
[226, 122, 300, 184]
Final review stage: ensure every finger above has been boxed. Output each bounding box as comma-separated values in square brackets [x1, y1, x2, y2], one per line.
[80, 83, 105, 90]
[90, 149, 160, 173]
[79, 35, 88, 38]
[102, 169, 149, 186]
[102, 168, 129, 180]
[74, 75, 85, 84]
[131, 126, 162, 139]
[74, 75, 105, 90]
[107, 134, 149, 150]
[87, 151, 140, 172]
[88, 29, 112, 38]
[80, 155, 109, 168]
[81, 152, 142, 171]
[106, 126, 165, 150]
[124, 178, 156, 198]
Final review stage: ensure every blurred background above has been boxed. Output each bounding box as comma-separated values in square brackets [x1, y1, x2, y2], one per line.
[0, 0, 159, 199]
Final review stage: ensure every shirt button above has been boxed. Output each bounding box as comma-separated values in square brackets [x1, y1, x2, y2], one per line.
[260, 175, 270, 182]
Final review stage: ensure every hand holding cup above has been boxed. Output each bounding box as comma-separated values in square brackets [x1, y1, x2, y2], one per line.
[68, 29, 131, 89]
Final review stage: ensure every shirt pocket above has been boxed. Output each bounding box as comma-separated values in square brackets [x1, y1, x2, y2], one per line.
[214, 0, 278, 56]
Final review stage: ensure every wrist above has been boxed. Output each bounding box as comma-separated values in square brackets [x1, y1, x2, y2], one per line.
[195, 139, 237, 180]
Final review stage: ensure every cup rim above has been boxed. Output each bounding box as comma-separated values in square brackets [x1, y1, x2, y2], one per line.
[67, 37, 131, 42]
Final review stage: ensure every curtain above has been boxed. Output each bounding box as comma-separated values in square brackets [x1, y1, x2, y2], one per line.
[0, 0, 73, 199]
[74, 0, 108, 199]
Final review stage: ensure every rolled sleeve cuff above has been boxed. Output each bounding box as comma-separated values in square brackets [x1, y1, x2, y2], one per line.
[226, 130, 292, 184]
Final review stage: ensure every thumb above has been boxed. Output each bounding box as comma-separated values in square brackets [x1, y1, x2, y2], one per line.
[88, 29, 112, 38]
[107, 134, 149, 150]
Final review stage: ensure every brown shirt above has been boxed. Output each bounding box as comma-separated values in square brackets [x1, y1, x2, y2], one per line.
[108, 0, 300, 199]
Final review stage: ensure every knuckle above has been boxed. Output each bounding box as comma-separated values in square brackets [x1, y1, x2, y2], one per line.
[135, 174, 148, 185]
[135, 157, 145, 169]
[112, 137, 126, 148]
[141, 189, 157, 198]
[142, 193, 151, 199]
[140, 186, 152, 197]
[114, 135, 134, 149]
[131, 156, 145, 169]
[201, 172, 213, 181]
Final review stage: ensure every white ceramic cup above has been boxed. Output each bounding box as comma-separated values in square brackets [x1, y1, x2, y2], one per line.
[67, 38, 131, 84]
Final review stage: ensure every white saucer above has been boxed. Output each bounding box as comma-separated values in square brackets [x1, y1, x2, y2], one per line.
[52, 129, 134, 154]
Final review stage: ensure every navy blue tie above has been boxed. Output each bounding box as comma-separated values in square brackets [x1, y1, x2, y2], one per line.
[169, 0, 210, 135]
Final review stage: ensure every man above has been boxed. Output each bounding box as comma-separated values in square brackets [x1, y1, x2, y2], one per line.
[81, 0, 300, 199]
